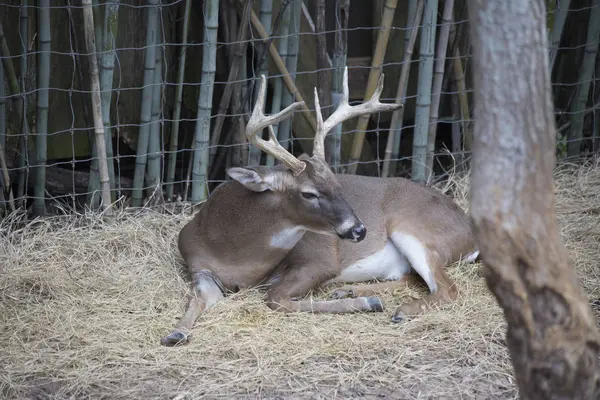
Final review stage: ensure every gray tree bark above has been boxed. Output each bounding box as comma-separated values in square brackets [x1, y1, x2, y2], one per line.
[467, 1, 600, 398]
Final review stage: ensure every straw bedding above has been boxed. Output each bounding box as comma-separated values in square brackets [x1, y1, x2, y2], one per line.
[1, 159, 599, 399]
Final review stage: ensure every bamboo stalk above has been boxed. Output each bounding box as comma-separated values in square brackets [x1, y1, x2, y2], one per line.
[266, 2, 292, 167]
[146, 40, 163, 193]
[88, 0, 119, 207]
[209, 0, 295, 178]
[425, 0, 454, 178]
[247, 5, 318, 142]
[209, 0, 253, 167]
[190, 0, 219, 203]
[549, 0, 570, 72]
[0, 58, 5, 152]
[82, 0, 113, 215]
[100, 0, 119, 194]
[346, 0, 398, 175]
[131, 0, 159, 207]
[315, 0, 331, 149]
[87, 0, 102, 206]
[0, 59, 14, 211]
[381, 0, 423, 178]
[411, 0, 438, 182]
[328, 0, 350, 172]
[246, 0, 274, 165]
[32, 0, 51, 216]
[166, 0, 191, 200]
[275, 0, 303, 157]
[1, 19, 30, 207]
[567, 0, 600, 158]
[449, 17, 471, 155]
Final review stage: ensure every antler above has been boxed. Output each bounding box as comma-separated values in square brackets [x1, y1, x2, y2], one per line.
[246, 75, 307, 175]
[312, 66, 404, 159]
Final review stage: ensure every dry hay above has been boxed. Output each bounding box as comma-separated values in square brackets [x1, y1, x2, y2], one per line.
[1, 159, 599, 400]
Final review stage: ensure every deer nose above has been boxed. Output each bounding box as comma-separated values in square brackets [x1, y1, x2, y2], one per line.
[352, 225, 367, 242]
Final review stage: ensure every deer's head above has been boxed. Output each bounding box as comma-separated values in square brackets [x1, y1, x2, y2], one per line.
[227, 68, 402, 243]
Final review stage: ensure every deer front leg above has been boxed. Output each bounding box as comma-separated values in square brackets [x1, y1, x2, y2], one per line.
[161, 270, 224, 346]
[329, 274, 423, 299]
[266, 263, 384, 314]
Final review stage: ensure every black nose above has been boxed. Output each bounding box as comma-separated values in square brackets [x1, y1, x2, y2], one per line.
[352, 225, 367, 242]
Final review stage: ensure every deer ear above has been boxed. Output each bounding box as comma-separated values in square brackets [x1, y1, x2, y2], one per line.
[226, 167, 281, 192]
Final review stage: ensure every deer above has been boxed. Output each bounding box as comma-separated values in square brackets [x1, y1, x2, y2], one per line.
[161, 67, 479, 346]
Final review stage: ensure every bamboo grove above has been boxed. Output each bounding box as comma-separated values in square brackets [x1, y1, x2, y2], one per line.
[0, 0, 598, 217]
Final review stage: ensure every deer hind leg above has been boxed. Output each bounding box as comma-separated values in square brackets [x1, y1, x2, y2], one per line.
[161, 270, 224, 347]
[329, 274, 423, 299]
[266, 264, 384, 314]
[389, 232, 457, 323]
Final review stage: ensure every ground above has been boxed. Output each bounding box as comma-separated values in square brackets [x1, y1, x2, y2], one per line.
[1, 160, 599, 399]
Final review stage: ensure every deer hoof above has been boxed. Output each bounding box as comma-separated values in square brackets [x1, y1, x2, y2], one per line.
[366, 296, 384, 312]
[160, 330, 191, 347]
[390, 308, 408, 323]
[329, 287, 355, 299]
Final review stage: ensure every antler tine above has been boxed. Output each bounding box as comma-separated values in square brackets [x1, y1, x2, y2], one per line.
[246, 74, 306, 175]
[312, 66, 404, 159]
[313, 87, 326, 159]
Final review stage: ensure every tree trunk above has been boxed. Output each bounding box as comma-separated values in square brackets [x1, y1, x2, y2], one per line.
[467, 1, 600, 399]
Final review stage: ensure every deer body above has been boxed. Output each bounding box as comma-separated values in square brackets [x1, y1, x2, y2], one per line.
[161, 69, 477, 346]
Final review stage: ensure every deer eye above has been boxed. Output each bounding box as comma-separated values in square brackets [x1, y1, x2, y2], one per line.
[301, 191, 318, 200]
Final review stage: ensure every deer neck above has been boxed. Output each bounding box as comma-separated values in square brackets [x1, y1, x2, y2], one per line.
[201, 182, 308, 253]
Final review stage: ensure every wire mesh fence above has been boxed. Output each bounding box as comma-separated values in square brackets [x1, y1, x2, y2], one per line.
[0, 0, 598, 216]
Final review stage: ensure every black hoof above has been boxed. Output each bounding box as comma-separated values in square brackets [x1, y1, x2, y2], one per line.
[330, 289, 354, 300]
[160, 330, 191, 347]
[391, 311, 407, 323]
[366, 296, 384, 312]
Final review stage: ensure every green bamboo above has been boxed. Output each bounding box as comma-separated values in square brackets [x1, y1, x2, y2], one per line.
[276, 0, 302, 156]
[32, 0, 51, 216]
[549, 0, 570, 72]
[265, 2, 292, 167]
[411, 0, 438, 182]
[190, 0, 219, 202]
[131, 0, 159, 207]
[567, 0, 600, 158]
[82, 0, 113, 214]
[166, 0, 192, 200]
[329, 0, 350, 172]
[146, 42, 163, 193]
[381, 0, 423, 178]
[247, 0, 274, 166]
[425, 0, 454, 178]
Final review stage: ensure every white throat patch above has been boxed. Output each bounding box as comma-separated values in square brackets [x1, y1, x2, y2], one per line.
[270, 226, 307, 249]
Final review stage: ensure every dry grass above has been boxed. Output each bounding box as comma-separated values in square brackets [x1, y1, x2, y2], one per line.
[1, 159, 599, 400]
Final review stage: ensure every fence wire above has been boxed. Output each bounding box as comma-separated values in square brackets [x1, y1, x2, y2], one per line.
[0, 0, 599, 214]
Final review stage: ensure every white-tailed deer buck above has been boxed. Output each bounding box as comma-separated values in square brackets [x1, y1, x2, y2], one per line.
[161, 67, 478, 346]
